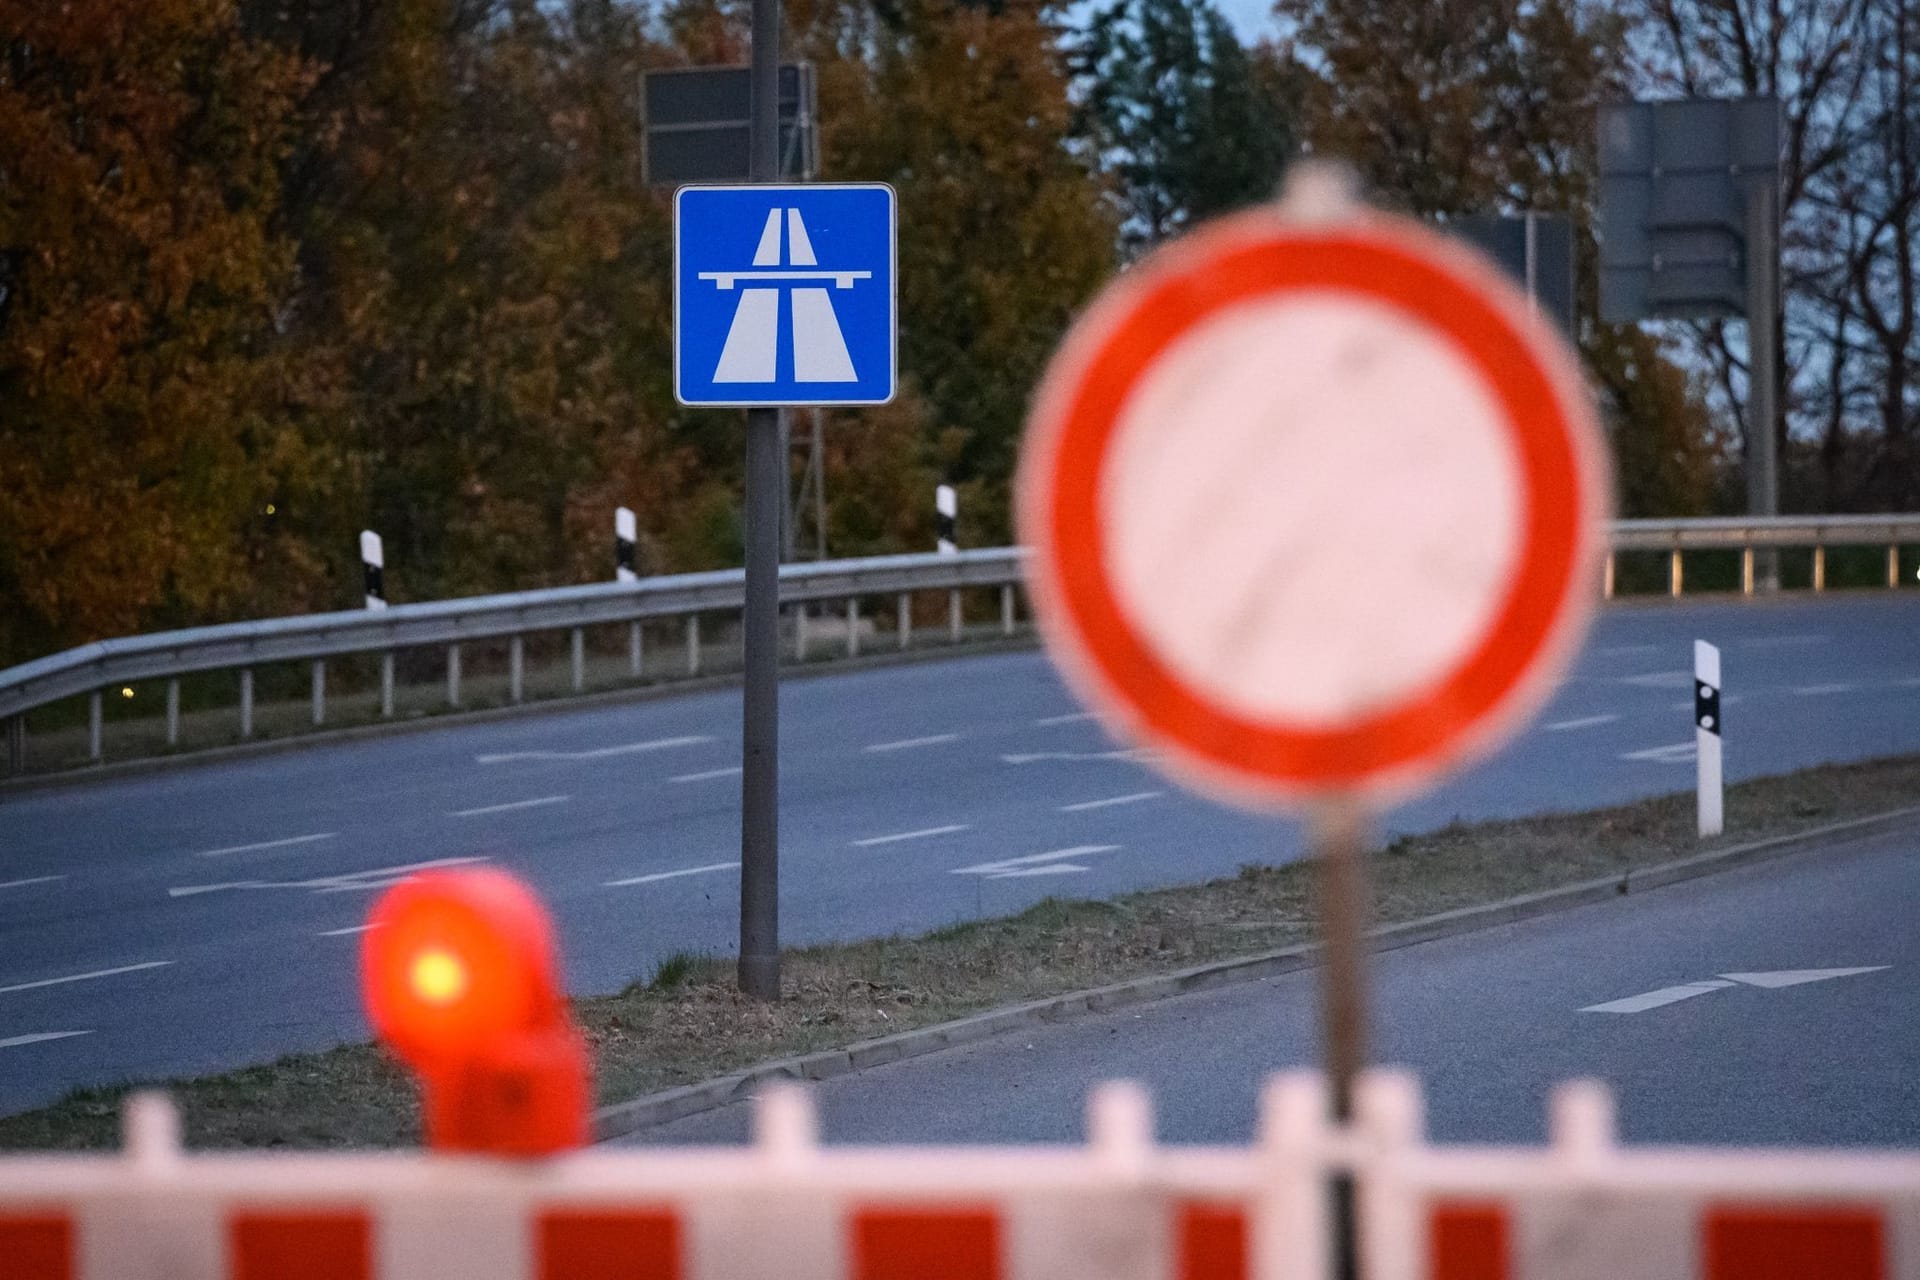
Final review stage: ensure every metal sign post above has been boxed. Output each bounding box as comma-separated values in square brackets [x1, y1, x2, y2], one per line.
[738, 0, 784, 1001]
[1745, 177, 1781, 589]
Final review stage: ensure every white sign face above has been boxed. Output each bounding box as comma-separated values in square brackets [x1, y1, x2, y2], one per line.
[1019, 185, 1609, 808]
[1102, 292, 1524, 728]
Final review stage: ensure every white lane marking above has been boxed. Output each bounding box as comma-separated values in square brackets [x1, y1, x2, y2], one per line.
[318, 923, 383, 937]
[0, 875, 64, 891]
[1617, 671, 1693, 689]
[448, 794, 570, 818]
[671, 767, 742, 784]
[985, 865, 1088, 879]
[1619, 742, 1696, 764]
[1060, 791, 1163, 812]
[1580, 980, 1735, 1014]
[1033, 711, 1096, 726]
[0, 1031, 92, 1049]
[194, 832, 338, 859]
[476, 735, 711, 764]
[1001, 748, 1157, 765]
[0, 961, 174, 997]
[1897, 677, 1920, 688]
[863, 733, 960, 753]
[169, 856, 485, 898]
[0, 1028, 92, 1051]
[1741, 634, 1828, 648]
[1791, 683, 1856, 696]
[1542, 714, 1620, 732]
[951, 845, 1121, 878]
[1594, 643, 1663, 657]
[1720, 967, 1888, 988]
[852, 824, 970, 848]
[605, 861, 739, 888]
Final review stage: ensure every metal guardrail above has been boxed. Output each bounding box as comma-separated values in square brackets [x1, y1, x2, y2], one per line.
[3, 515, 1918, 774]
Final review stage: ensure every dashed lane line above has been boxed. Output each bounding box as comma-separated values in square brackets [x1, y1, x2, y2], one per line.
[317, 923, 381, 937]
[1619, 742, 1696, 764]
[0, 961, 174, 997]
[605, 861, 739, 888]
[1580, 980, 1735, 1013]
[950, 845, 1121, 879]
[169, 856, 485, 899]
[476, 736, 712, 765]
[852, 824, 971, 848]
[194, 833, 338, 859]
[1033, 712, 1096, 726]
[0, 875, 64, 891]
[0, 1032, 93, 1050]
[863, 734, 961, 753]
[448, 794, 570, 818]
[1541, 714, 1620, 732]
[671, 767, 742, 784]
[1059, 791, 1163, 812]
[1792, 683, 1856, 696]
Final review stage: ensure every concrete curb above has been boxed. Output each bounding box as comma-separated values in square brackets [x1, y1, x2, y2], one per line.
[0, 636, 1040, 798]
[591, 800, 1920, 1142]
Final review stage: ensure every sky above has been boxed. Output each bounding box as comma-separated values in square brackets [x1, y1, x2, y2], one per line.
[1214, 0, 1277, 41]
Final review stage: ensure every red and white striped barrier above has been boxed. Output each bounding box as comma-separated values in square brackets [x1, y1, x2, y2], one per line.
[2, 1074, 1915, 1280]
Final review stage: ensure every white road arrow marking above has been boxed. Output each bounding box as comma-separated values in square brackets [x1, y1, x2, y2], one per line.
[1719, 967, 1889, 988]
[168, 856, 485, 898]
[1581, 966, 1889, 1013]
[950, 845, 1121, 879]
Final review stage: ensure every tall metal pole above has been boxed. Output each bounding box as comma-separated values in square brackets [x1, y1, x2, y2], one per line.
[1745, 177, 1780, 591]
[738, 0, 784, 1001]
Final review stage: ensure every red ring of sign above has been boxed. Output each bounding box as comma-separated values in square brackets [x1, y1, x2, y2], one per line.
[1032, 224, 1594, 793]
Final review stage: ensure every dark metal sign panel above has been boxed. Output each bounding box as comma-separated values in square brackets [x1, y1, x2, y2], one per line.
[1447, 213, 1576, 339]
[1597, 97, 1779, 322]
[644, 63, 816, 185]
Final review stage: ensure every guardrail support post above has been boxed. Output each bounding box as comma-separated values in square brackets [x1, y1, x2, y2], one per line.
[1001, 584, 1015, 636]
[447, 645, 462, 708]
[571, 628, 586, 693]
[795, 607, 808, 661]
[509, 636, 524, 704]
[687, 615, 701, 676]
[88, 691, 103, 761]
[949, 589, 962, 643]
[311, 660, 326, 727]
[1890, 543, 1900, 588]
[847, 598, 860, 658]
[7, 714, 24, 775]
[898, 592, 912, 649]
[1604, 552, 1615, 600]
[1741, 546, 1755, 596]
[1669, 549, 1684, 598]
[1813, 544, 1826, 592]
[380, 653, 395, 717]
[629, 622, 644, 677]
[165, 680, 180, 747]
[239, 670, 254, 740]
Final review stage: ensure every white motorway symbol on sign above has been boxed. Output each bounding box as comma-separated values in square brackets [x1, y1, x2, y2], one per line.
[1579, 967, 1889, 1014]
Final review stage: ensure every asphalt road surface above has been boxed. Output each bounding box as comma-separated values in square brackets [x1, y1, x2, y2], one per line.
[628, 815, 1920, 1149]
[1, 593, 1918, 1116]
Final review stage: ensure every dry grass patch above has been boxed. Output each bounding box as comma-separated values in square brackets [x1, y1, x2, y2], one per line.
[4, 754, 1917, 1152]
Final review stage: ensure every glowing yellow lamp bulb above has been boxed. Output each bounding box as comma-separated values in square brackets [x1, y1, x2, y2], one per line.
[409, 948, 469, 1006]
[120, 687, 135, 699]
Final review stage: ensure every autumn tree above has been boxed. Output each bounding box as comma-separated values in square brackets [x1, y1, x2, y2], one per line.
[0, 0, 319, 662]
[1274, 0, 1722, 516]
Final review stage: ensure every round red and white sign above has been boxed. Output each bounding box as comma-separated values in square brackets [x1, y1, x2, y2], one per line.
[1018, 183, 1610, 808]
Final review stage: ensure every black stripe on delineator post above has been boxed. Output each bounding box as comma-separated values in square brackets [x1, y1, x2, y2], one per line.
[359, 529, 386, 610]
[1695, 677, 1721, 735]
[363, 563, 384, 603]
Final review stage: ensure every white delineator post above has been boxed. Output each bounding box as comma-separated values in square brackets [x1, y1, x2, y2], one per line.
[363, 530, 394, 716]
[360, 530, 387, 610]
[615, 506, 639, 583]
[935, 483, 958, 555]
[1696, 639, 1723, 838]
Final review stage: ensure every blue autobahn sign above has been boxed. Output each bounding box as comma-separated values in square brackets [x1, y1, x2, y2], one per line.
[674, 183, 896, 407]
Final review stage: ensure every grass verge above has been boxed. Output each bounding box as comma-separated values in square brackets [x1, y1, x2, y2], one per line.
[5, 753, 1919, 1151]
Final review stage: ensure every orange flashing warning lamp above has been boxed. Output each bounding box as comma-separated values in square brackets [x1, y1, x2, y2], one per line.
[362, 868, 590, 1156]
